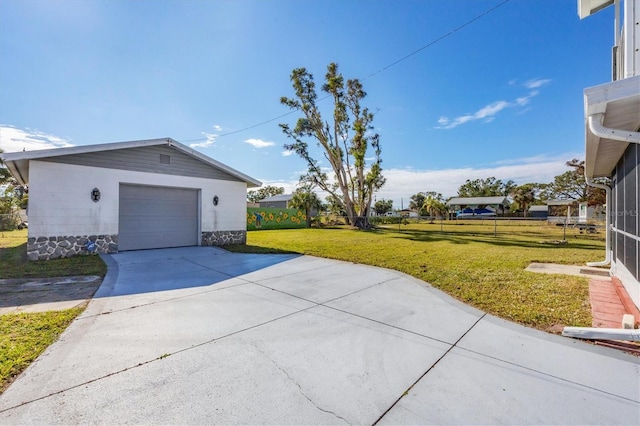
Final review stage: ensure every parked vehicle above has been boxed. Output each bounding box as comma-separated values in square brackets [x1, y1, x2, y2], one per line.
[456, 208, 496, 218]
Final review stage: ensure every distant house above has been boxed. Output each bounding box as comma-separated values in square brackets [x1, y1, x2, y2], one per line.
[259, 194, 293, 209]
[546, 200, 579, 224]
[579, 0, 639, 309]
[399, 209, 419, 218]
[259, 193, 319, 217]
[446, 196, 509, 218]
[528, 205, 549, 219]
[0, 138, 261, 260]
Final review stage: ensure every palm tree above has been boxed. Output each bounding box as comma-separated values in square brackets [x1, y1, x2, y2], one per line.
[422, 195, 446, 222]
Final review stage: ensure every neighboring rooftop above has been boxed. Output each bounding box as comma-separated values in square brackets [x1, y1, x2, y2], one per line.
[260, 194, 294, 203]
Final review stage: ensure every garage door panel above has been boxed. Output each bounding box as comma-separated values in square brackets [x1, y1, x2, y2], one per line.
[119, 184, 199, 251]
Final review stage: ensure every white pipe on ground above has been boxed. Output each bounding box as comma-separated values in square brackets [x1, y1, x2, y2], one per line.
[563, 326, 640, 341]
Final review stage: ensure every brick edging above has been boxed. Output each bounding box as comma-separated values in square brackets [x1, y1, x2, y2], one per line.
[612, 276, 640, 326]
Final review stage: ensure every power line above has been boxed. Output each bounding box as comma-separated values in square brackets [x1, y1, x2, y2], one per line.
[363, 0, 511, 81]
[185, 0, 511, 144]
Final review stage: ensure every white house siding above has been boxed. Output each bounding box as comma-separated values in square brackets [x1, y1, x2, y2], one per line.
[27, 160, 248, 260]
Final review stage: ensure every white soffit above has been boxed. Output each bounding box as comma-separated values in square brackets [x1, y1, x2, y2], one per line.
[584, 75, 640, 178]
[578, 0, 614, 19]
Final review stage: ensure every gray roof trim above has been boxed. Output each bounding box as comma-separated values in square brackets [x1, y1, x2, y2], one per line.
[546, 199, 579, 206]
[261, 194, 294, 202]
[0, 138, 262, 187]
[528, 205, 549, 211]
[446, 196, 509, 206]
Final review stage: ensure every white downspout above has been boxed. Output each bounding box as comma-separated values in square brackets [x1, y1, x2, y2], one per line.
[584, 113, 640, 267]
[584, 175, 611, 267]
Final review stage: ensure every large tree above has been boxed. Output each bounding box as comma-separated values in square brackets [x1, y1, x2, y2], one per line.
[409, 193, 426, 215]
[247, 185, 285, 203]
[280, 63, 385, 229]
[0, 149, 26, 228]
[289, 185, 323, 227]
[373, 199, 393, 216]
[509, 183, 538, 216]
[548, 159, 607, 206]
[0, 149, 13, 186]
[457, 177, 515, 198]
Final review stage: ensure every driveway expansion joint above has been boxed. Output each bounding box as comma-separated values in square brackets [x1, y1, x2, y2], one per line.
[372, 313, 487, 426]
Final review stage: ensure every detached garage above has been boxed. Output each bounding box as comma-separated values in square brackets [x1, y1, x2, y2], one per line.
[1, 138, 261, 260]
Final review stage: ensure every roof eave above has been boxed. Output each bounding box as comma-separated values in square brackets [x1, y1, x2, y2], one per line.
[0, 138, 262, 187]
[584, 76, 640, 179]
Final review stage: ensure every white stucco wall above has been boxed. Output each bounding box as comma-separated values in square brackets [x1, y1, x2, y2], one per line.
[28, 160, 248, 238]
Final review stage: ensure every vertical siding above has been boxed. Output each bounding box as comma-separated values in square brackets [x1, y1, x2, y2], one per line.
[42, 145, 244, 182]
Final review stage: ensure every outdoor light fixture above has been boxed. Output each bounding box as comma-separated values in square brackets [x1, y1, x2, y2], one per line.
[213, 195, 219, 206]
[91, 188, 101, 202]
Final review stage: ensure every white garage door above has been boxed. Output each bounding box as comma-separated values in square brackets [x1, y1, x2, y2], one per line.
[118, 184, 199, 251]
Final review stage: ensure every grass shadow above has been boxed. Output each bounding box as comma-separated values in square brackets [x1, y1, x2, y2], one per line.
[370, 227, 606, 251]
[223, 244, 301, 255]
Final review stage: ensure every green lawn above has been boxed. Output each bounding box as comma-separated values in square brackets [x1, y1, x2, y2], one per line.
[0, 307, 84, 393]
[0, 229, 107, 393]
[227, 221, 605, 331]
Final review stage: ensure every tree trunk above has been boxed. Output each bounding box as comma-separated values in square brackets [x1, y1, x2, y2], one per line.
[353, 216, 371, 229]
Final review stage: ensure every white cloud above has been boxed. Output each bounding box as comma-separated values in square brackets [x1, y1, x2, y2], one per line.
[245, 138, 275, 148]
[375, 153, 578, 207]
[190, 132, 218, 149]
[250, 179, 298, 195]
[255, 153, 579, 211]
[436, 92, 541, 129]
[437, 79, 551, 130]
[190, 125, 224, 148]
[524, 78, 551, 89]
[0, 124, 74, 152]
[282, 150, 294, 157]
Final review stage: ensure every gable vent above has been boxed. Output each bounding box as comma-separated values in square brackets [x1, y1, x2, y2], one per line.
[159, 154, 171, 164]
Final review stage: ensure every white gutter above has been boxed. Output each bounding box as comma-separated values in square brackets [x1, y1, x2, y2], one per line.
[584, 113, 640, 267]
[587, 113, 640, 144]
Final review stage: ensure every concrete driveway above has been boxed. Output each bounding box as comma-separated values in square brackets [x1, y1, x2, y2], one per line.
[0, 247, 638, 425]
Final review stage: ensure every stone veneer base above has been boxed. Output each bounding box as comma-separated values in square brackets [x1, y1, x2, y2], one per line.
[27, 234, 118, 261]
[201, 231, 246, 246]
[27, 231, 246, 261]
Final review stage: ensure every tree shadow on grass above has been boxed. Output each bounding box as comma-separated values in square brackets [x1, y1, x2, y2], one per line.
[224, 244, 301, 255]
[370, 227, 606, 251]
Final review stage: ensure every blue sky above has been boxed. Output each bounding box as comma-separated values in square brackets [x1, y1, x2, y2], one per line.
[0, 0, 616, 206]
